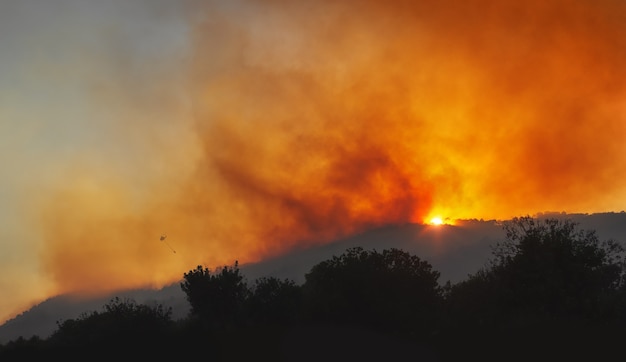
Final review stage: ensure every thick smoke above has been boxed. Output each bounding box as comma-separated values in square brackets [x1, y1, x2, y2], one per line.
[36, 0, 626, 298]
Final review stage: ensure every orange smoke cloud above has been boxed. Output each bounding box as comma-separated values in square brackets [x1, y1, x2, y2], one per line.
[37, 0, 626, 297]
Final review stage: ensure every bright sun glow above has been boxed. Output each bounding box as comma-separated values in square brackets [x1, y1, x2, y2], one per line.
[430, 217, 444, 225]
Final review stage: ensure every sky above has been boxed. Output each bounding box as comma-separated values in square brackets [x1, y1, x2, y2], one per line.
[2, 0, 626, 324]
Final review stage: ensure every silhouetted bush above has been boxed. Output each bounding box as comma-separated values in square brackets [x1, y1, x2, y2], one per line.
[45, 297, 175, 358]
[0, 336, 45, 359]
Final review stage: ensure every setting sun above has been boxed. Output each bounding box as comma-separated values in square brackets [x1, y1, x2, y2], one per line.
[430, 217, 444, 226]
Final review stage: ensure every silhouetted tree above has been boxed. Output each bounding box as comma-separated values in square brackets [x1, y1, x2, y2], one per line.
[488, 217, 625, 320]
[303, 247, 443, 336]
[247, 276, 302, 325]
[180, 261, 248, 330]
[443, 217, 626, 361]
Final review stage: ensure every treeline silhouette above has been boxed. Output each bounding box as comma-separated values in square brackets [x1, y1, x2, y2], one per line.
[2, 217, 626, 361]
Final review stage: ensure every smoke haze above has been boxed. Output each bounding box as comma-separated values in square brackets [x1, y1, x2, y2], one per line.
[3, 0, 626, 323]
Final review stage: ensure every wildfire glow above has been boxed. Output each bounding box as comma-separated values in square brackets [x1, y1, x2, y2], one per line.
[26, 0, 626, 301]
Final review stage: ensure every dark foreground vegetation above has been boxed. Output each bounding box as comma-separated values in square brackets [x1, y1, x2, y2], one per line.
[2, 217, 626, 361]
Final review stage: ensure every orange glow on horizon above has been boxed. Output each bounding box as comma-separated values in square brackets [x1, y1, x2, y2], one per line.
[425, 215, 456, 226]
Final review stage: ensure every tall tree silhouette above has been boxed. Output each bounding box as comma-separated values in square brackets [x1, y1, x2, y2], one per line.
[444, 217, 626, 361]
[493, 217, 625, 318]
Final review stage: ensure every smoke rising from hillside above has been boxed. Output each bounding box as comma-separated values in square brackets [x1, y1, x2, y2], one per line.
[33, 0, 626, 299]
